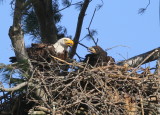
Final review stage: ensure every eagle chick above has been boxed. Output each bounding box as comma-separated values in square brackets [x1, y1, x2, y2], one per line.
[83, 46, 115, 67]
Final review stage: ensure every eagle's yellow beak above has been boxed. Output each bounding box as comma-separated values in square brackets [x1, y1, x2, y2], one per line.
[88, 47, 96, 54]
[65, 40, 74, 46]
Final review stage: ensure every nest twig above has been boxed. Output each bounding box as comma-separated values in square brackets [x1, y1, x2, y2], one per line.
[0, 60, 160, 115]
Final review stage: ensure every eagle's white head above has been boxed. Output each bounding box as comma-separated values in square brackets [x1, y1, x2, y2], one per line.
[53, 38, 74, 53]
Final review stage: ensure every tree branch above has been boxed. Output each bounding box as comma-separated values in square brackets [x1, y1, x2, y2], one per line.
[117, 47, 160, 67]
[34, 106, 51, 113]
[0, 82, 28, 92]
[56, 1, 83, 13]
[138, 0, 151, 14]
[69, 0, 91, 58]
[22, 0, 35, 10]
[50, 55, 85, 69]
[86, 8, 98, 46]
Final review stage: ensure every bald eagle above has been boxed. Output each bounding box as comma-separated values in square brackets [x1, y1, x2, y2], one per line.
[10, 38, 74, 63]
[83, 46, 115, 67]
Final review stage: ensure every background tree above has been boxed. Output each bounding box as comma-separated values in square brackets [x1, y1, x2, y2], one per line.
[0, 0, 99, 114]
[0, 0, 160, 114]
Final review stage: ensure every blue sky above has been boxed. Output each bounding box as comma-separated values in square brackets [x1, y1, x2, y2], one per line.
[0, 0, 160, 67]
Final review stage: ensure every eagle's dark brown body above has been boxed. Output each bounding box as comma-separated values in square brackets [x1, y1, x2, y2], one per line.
[10, 43, 68, 63]
[84, 46, 115, 67]
[9, 43, 68, 73]
[27, 43, 52, 62]
[10, 38, 74, 74]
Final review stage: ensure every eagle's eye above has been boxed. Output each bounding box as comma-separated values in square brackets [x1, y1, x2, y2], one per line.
[64, 39, 67, 42]
[88, 47, 96, 54]
[64, 39, 74, 46]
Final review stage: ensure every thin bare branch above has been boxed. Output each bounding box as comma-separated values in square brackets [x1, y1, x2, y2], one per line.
[86, 8, 98, 46]
[0, 82, 28, 92]
[138, 0, 150, 14]
[50, 55, 85, 69]
[78, 42, 88, 49]
[34, 106, 51, 113]
[55, 1, 83, 13]
[105, 45, 130, 51]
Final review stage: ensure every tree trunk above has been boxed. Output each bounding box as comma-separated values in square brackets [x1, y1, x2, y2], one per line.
[32, 0, 57, 44]
[9, 0, 28, 62]
[8, 0, 50, 108]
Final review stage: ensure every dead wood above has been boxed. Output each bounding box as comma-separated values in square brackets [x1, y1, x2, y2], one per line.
[1, 59, 160, 114]
[118, 47, 160, 67]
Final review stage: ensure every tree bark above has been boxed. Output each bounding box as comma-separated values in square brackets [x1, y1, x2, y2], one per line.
[32, 0, 57, 44]
[8, 0, 50, 107]
[69, 0, 90, 58]
[156, 58, 160, 75]
[9, 0, 28, 62]
[117, 47, 160, 67]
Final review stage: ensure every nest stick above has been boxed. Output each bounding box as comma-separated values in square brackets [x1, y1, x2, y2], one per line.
[50, 55, 84, 69]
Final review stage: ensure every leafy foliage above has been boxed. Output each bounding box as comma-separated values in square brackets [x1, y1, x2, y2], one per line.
[56, 25, 68, 39]
[61, 0, 71, 7]
[138, 0, 150, 15]
[53, 0, 63, 23]
[96, 4, 103, 11]
[75, 1, 83, 10]
[23, 9, 41, 41]
[85, 29, 98, 40]
[0, 60, 30, 87]
[22, 1, 67, 41]
[138, 8, 146, 15]
[1, 68, 25, 86]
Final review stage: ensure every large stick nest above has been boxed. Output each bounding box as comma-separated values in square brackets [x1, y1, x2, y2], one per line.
[28, 60, 160, 115]
[0, 60, 160, 115]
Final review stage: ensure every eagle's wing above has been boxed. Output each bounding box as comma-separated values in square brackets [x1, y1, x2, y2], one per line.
[31, 43, 48, 48]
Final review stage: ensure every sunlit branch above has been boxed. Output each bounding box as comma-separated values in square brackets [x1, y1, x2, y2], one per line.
[0, 82, 28, 92]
